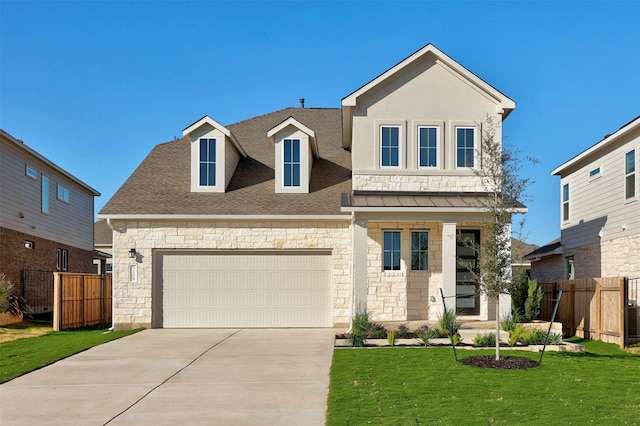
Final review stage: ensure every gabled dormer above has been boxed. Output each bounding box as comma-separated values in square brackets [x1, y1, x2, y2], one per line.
[183, 116, 247, 193]
[267, 116, 319, 194]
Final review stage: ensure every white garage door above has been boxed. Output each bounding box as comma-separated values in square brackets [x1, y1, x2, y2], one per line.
[157, 251, 332, 328]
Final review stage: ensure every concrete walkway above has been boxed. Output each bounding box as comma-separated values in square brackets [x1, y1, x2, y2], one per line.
[0, 328, 336, 425]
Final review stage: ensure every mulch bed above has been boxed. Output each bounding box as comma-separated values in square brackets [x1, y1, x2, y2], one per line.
[462, 355, 540, 369]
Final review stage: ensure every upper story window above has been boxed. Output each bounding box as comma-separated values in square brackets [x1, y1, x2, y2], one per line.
[456, 127, 476, 168]
[589, 167, 601, 179]
[283, 139, 301, 187]
[411, 230, 429, 271]
[26, 165, 37, 179]
[383, 230, 401, 271]
[625, 149, 636, 200]
[42, 175, 49, 214]
[562, 183, 570, 221]
[57, 184, 70, 203]
[380, 126, 400, 167]
[199, 138, 216, 186]
[418, 126, 438, 168]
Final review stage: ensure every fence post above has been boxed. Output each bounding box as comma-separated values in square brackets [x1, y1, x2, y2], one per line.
[53, 273, 61, 331]
[569, 282, 575, 335]
[622, 277, 628, 348]
[595, 280, 602, 341]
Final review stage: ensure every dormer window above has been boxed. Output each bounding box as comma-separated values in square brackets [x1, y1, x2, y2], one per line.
[199, 138, 216, 186]
[268, 116, 318, 194]
[283, 139, 301, 187]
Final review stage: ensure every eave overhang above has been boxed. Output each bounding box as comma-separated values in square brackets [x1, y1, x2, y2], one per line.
[267, 116, 320, 158]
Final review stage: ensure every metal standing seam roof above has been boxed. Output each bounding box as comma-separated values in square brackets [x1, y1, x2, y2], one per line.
[341, 191, 499, 210]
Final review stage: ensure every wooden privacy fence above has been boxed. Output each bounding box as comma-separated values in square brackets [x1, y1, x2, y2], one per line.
[539, 277, 628, 348]
[53, 273, 112, 331]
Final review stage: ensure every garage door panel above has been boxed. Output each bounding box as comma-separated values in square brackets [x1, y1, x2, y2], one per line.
[159, 251, 332, 328]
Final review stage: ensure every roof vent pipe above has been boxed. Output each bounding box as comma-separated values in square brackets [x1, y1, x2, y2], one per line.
[299, 98, 305, 108]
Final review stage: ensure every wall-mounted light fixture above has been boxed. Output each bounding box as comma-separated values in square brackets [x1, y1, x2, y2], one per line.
[129, 248, 136, 259]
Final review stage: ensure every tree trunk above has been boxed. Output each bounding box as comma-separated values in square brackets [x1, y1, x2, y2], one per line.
[495, 298, 501, 360]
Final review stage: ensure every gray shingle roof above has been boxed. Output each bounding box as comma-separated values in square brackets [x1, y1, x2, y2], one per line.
[99, 108, 352, 216]
[94, 220, 113, 245]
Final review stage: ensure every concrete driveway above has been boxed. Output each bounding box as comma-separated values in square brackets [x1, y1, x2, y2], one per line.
[0, 328, 336, 425]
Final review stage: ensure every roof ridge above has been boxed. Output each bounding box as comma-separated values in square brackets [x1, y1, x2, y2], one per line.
[226, 106, 339, 128]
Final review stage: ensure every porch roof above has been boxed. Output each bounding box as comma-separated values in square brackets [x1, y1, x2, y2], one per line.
[340, 191, 527, 213]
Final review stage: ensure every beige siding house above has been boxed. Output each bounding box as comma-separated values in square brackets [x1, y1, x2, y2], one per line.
[99, 44, 523, 329]
[530, 116, 640, 281]
[0, 129, 100, 295]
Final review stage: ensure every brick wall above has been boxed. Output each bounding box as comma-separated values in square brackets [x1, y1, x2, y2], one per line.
[0, 226, 94, 296]
[530, 255, 565, 283]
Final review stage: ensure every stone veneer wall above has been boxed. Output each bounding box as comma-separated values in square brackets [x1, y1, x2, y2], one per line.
[601, 234, 640, 278]
[366, 221, 445, 321]
[111, 220, 352, 329]
[353, 174, 485, 192]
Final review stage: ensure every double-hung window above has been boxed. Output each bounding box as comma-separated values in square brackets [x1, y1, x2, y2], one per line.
[625, 150, 636, 200]
[411, 231, 429, 271]
[283, 139, 301, 187]
[199, 138, 216, 186]
[381, 126, 400, 167]
[57, 184, 70, 202]
[456, 127, 475, 168]
[383, 231, 401, 271]
[418, 126, 438, 168]
[562, 183, 570, 221]
[56, 249, 68, 272]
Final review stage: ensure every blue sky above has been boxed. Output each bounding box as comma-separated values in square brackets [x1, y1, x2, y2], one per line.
[2, 1, 639, 247]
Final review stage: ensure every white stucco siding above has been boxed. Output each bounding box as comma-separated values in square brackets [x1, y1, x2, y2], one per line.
[350, 54, 504, 190]
[224, 138, 241, 189]
[0, 139, 95, 251]
[109, 219, 352, 329]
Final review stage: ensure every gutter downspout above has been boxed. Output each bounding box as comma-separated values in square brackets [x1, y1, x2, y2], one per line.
[348, 211, 356, 333]
[106, 218, 115, 331]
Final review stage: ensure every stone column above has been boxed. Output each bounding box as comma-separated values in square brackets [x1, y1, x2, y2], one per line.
[442, 221, 457, 310]
[353, 219, 369, 313]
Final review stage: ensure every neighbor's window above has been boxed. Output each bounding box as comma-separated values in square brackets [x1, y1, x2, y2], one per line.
[42, 175, 49, 213]
[26, 166, 37, 179]
[56, 248, 68, 271]
[562, 183, 570, 221]
[418, 126, 438, 168]
[625, 150, 636, 199]
[566, 257, 575, 280]
[456, 127, 475, 168]
[411, 231, 429, 271]
[62, 249, 68, 272]
[283, 139, 301, 187]
[199, 138, 216, 186]
[381, 126, 400, 167]
[383, 231, 401, 271]
[57, 184, 70, 202]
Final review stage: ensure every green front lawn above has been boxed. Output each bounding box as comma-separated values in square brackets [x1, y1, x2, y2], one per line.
[0, 328, 140, 383]
[327, 338, 640, 425]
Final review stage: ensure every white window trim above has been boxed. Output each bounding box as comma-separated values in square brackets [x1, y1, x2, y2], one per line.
[380, 125, 402, 168]
[198, 138, 217, 188]
[625, 149, 636, 201]
[57, 184, 70, 203]
[455, 126, 477, 170]
[410, 229, 430, 272]
[562, 182, 570, 222]
[588, 165, 602, 181]
[25, 165, 37, 179]
[282, 138, 302, 188]
[417, 126, 439, 169]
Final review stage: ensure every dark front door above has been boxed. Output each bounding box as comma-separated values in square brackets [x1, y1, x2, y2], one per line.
[456, 230, 480, 315]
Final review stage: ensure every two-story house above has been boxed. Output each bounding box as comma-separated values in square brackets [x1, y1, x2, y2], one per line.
[529, 116, 640, 281]
[0, 129, 100, 306]
[98, 44, 521, 330]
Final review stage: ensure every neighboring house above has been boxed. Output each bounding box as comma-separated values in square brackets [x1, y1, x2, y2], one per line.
[524, 238, 563, 283]
[98, 43, 523, 329]
[511, 238, 538, 278]
[0, 129, 100, 297]
[93, 220, 113, 275]
[530, 116, 640, 281]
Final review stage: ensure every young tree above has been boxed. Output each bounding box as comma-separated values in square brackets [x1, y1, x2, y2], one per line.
[461, 115, 536, 360]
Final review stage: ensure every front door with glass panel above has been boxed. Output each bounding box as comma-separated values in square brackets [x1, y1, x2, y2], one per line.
[456, 230, 480, 315]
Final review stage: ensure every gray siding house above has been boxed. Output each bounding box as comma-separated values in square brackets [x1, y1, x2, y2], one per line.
[99, 44, 523, 329]
[0, 129, 100, 296]
[530, 116, 640, 281]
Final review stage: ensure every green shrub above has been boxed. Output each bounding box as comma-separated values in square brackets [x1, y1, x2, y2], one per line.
[387, 330, 396, 346]
[438, 308, 460, 336]
[450, 333, 463, 346]
[417, 327, 440, 346]
[501, 311, 521, 332]
[524, 279, 543, 321]
[510, 270, 529, 317]
[346, 307, 387, 346]
[508, 324, 525, 346]
[396, 323, 411, 338]
[472, 332, 497, 347]
[548, 332, 563, 345]
[368, 322, 387, 339]
[520, 328, 547, 345]
[0, 273, 27, 316]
